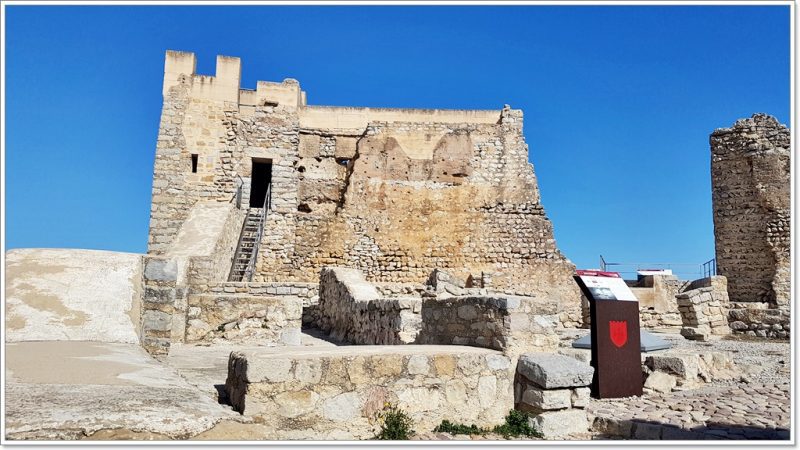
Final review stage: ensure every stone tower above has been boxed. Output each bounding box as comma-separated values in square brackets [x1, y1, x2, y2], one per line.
[142, 50, 582, 352]
[710, 113, 790, 306]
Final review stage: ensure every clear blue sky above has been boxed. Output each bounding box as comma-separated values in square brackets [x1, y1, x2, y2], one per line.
[5, 5, 791, 278]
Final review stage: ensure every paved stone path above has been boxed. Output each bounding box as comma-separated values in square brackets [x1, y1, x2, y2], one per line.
[587, 381, 790, 440]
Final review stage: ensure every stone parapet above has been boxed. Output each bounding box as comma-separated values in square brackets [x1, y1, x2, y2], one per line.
[418, 296, 513, 351]
[225, 345, 514, 439]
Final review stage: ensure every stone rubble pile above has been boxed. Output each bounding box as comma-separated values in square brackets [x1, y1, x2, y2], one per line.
[642, 351, 735, 393]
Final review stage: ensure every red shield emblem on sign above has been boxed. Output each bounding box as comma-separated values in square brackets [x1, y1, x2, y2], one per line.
[609, 320, 627, 348]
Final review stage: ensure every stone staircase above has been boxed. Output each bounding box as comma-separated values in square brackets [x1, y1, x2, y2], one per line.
[228, 208, 264, 282]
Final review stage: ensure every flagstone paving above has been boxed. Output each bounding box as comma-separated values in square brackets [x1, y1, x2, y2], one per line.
[587, 378, 790, 440]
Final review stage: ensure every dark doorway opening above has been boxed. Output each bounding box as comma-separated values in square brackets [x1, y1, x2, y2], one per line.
[250, 160, 273, 208]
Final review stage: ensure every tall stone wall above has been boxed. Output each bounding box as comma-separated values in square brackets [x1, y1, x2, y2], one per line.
[147, 50, 580, 317]
[710, 114, 790, 306]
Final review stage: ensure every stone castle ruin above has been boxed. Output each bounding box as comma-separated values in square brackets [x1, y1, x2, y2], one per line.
[142, 50, 582, 355]
[3, 51, 790, 441]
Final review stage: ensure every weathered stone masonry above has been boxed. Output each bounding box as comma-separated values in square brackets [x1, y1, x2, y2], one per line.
[711, 114, 790, 338]
[711, 114, 790, 306]
[144, 50, 583, 354]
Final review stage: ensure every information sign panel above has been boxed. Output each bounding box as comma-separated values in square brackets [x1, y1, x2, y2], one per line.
[574, 270, 643, 399]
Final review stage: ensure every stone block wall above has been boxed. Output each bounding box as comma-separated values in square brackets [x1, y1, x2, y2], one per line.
[225, 347, 514, 439]
[711, 114, 790, 306]
[728, 303, 790, 338]
[185, 293, 301, 344]
[418, 296, 560, 354]
[636, 275, 687, 329]
[183, 281, 312, 343]
[514, 353, 593, 438]
[676, 286, 730, 341]
[311, 267, 422, 344]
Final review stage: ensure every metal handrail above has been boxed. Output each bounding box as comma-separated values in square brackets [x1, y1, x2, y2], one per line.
[702, 258, 717, 278]
[242, 184, 271, 282]
[598, 255, 714, 279]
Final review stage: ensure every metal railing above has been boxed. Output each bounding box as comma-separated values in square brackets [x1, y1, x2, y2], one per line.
[242, 184, 271, 282]
[702, 258, 717, 278]
[598, 255, 710, 280]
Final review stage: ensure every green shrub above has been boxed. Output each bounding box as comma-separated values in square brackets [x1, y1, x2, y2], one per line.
[492, 410, 542, 439]
[374, 403, 414, 440]
[433, 419, 488, 436]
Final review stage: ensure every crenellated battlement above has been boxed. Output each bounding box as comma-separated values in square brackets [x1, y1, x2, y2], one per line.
[162, 50, 523, 121]
[163, 50, 307, 108]
[163, 50, 241, 103]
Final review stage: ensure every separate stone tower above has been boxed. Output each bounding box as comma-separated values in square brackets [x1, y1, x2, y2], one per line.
[710, 114, 790, 306]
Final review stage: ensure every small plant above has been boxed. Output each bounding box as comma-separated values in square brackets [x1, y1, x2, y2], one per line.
[492, 410, 542, 439]
[433, 419, 488, 436]
[374, 402, 415, 440]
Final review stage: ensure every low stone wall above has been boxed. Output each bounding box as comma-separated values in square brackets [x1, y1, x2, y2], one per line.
[418, 295, 560, 354]
[185, 293, 302, 344]
[557, 305, 584, 329]
[676, 287, 730, 340]
[418, 296, 510, 350]
[639, 308, 682, 330]
[225, 346, 514, 439]
[417, 296, 558, 353]
[728, 303, 790, 338]
[311, 267, 422, 344]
